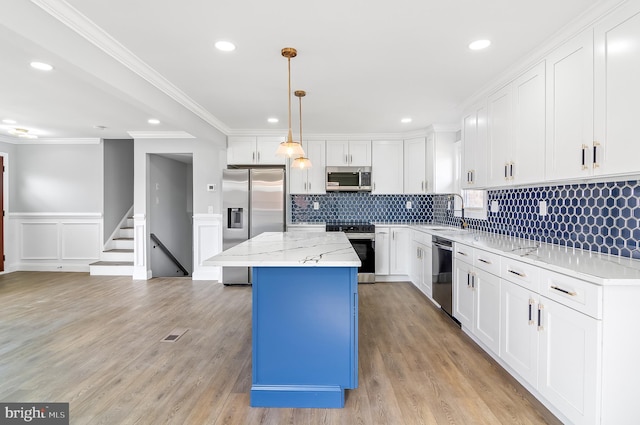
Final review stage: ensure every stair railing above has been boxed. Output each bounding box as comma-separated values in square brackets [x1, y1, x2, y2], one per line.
[150, 233, 189, 276]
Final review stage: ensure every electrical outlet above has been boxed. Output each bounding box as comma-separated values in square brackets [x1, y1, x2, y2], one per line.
[539, 200, 548, 216]
[207, 183, 216, 192]
[491, 200, 499, 213]
[406, 201, 412, 209]
[313, 201, 319, 210]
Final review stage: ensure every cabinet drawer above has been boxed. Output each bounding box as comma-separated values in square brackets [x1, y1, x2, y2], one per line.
[540, 270, 602, 319]
[454, 243, 473, 262]
[412, 230, 431, 246]
[473, 249, 501, 275]
[501, 258, 540, 293]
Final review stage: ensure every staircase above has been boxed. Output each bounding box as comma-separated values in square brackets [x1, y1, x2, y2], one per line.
[90, 214, 134, 276]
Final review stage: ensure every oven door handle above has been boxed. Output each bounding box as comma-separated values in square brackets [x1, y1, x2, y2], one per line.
[432, 242, 453, 251]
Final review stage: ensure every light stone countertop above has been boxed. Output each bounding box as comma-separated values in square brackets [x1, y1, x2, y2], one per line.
[204, 231, 361, 267]
[409, 225, 640, 286]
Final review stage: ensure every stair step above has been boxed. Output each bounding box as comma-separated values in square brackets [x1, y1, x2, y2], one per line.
[102, 249, 134, 262]
[89, 261, 133, 276]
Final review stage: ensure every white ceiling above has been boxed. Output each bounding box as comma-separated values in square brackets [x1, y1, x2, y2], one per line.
[0, 0, 607, 142]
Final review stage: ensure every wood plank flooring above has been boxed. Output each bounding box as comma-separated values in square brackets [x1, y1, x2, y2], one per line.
[0, 272, 561, 424]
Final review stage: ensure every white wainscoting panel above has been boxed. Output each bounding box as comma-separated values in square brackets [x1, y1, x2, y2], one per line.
[133, 214, 150, 280]
[192, 214, 222, 281]
[11, 213, 102, 272]
[20, 222, 59, 259]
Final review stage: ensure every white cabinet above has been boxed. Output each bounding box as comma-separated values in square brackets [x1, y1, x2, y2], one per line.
[389, 227, 410, 275]
[454, 245, 501, 354]
[410, 231, 432, 298]
[511, 62, 546, 185]
[326, 140, 371, 166]
[593, 2, 640, 177]
[374, 227, 390, 275]
[404, 137, 427, 193]
[376, 226, 410, 276]
[537, 296, 600, 425]
[227, 136, 285, 165]
[461, 102, 488, 188]
[545, 29, 594, 181]
[404, 130, 456, 194]
[289, 140, 326, 194]
[487, 85, 513, 186]
[372, 140, 403, 194]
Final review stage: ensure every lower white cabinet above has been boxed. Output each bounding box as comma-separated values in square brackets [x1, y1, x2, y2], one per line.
[410, 231, 433, 298]
[389, 227, 410, 275]
[453, 250, 500, 355]
[375, 227, 390, 275]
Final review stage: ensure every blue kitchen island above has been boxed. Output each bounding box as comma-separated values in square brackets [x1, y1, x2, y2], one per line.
[205, 231, 360, 408]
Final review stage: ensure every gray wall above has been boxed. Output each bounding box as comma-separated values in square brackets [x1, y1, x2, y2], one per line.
[103, 139, 134, 243]
[13, 143, 102, 212]
[149, 154, 192, 276]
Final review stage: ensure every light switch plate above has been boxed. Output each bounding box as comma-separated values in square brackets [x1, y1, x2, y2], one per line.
[490, 200, 499, 213]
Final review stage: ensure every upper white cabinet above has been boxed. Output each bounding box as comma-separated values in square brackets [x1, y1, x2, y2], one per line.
[486, 85, 514, 186]
[404, 130, 456, 194]
[289, 140, 326, 194]
[486, 62, 546, 187]
[545, 29, 595, 181]
[326, 140, 371, 166]
[593, 1, 640, 177]
[511, 62, 546, 184]
[227, 136, 285, 165]
[372, 140, 403, 194]
[461, 102, 488, 188]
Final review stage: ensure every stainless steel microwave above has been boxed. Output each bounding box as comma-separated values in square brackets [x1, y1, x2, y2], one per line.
[326, 166, 372, 192]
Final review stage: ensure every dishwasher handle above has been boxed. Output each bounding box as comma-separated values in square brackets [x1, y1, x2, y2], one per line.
[432, 242, 453, 252]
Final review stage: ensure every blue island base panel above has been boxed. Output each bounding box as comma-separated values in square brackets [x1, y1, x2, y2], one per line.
[251, 385, 345, 408]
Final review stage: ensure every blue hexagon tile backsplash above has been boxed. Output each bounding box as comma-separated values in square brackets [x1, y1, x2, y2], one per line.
[291, 179, 640, 259]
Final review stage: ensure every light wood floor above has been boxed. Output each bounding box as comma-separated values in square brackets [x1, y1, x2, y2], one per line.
[0, 272, 561, 425]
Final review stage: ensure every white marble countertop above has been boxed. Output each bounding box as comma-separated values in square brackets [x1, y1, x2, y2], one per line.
[204, 231, 361, 267]
[408, 225, 640, 286]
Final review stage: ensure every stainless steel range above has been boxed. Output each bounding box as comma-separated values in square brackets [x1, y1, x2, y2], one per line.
[325, 222, 375, 283]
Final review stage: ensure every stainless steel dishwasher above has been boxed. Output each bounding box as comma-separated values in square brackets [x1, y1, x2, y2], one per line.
[432, 236, 456, 322]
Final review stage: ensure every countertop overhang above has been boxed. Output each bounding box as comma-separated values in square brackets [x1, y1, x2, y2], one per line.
[205, 231, 361, 267]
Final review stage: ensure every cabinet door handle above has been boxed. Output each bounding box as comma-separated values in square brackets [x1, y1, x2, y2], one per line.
[537, 303, 544, 330]
[457, 251, 468, 256]
[528, 299, 534, 325]
[510, 162, 514, 179]
[593, 141, 600, 168]
[478, 258, 491, 264]
[581, 144, 588, 170]
[504, 164, 508, 179]
[308, 182, 311, 191]
[471, 170, 474, 184]
[350, 154, 353, 164]
[345, 154, 349, 164]
[508, 269, 525, 278]
[252, 152, 256, 161]
[550, 285, 577, 296]
[257, 151, 261, 162]
[471, 274, 475, 289]
[467, 273, 471, 288]
[421, 181, 425, 191]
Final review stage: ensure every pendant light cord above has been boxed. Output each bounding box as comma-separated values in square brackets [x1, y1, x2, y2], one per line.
[287, 56, 293, 142]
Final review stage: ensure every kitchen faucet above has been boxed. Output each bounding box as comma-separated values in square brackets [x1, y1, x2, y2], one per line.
[447, 193, 468, 229]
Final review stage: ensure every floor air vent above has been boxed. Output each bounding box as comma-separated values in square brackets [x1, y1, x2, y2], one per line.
[161, 328, 188, 343]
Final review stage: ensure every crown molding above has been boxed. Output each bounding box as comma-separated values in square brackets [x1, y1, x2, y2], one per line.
[127, 131, 195, 139]
[0, 135, 101, 144]
[31, 0, 231, 135]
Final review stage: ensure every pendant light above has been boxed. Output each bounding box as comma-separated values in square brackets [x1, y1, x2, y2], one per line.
[292, 90, 312, 169]
[275, 47, 305, 158]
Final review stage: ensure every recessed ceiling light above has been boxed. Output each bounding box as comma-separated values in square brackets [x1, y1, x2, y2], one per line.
[214, 41, 236, 52]
[148, 119, 160, 125]
[30, 61, 54, 71]
[401, 118, 412, 123]
[469, 39, 491, 50]
[2, 119, 16, 124]
[267, 118, 279, 123]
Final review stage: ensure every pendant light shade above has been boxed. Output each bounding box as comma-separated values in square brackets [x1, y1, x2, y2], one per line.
[292, 90, 312, 169]
[276, 47, 306, 158]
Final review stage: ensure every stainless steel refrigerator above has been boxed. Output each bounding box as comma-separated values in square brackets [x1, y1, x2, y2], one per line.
[222, 168, 285, 284]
